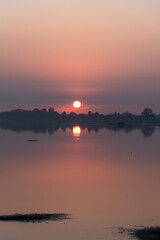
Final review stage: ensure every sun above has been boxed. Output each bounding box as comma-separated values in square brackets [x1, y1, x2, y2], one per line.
[73, 100, 81, 109]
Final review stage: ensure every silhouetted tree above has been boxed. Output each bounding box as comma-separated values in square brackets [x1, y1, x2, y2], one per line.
[33, 108, 39, 112]
[88, 111, 92, 116]
[61, 111, 66, 117]
[141, 108, 156, 121]
[141, 108, 154, 117]
[48, 107, 54, 112]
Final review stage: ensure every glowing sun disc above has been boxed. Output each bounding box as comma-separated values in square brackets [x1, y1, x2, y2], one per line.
[73, 101, 81, 109]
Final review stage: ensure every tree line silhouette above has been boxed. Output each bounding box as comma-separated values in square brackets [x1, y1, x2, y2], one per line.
[0, 107, 159, 125]
[0, 107, 159, 137]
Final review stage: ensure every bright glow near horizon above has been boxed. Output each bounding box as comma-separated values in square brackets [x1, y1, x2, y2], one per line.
[73, 101, 81, 109]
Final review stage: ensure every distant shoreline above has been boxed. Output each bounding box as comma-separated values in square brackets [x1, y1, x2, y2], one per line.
[0, 108, 159, 126]
[0, 108, 159, 137]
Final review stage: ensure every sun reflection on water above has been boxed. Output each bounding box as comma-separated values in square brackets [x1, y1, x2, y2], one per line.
[73, 126, 81, 140]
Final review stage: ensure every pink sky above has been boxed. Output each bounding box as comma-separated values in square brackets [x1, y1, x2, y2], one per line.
[0, 0, 160, 113]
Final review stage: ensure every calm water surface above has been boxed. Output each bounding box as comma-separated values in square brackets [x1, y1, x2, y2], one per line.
[0, 127, 160, 240]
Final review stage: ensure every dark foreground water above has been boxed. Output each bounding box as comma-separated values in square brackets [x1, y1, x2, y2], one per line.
[0, 126, 160, 240]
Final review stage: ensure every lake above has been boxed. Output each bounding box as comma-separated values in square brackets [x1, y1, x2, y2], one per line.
[0, 126, 160, 240]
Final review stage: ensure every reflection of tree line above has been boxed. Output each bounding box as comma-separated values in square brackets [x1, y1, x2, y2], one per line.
[0, 121, 157, 137]
[0, 107, 159, 137]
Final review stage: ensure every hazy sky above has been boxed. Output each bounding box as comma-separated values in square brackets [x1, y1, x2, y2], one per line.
[0, 0, 160, 113]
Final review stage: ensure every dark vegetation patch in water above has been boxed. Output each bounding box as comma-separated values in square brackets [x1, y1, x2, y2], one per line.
[26, 139, 38, 142]
[0, 213, 70, 223]
[130, 227, 160, 240]
[116, 226, 160, 240]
